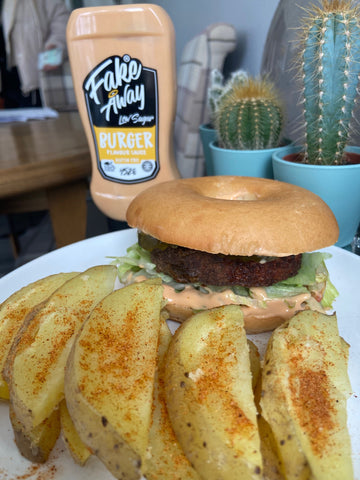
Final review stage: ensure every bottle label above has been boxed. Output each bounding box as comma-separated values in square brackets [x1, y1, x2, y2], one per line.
[83, 54, 159, 184]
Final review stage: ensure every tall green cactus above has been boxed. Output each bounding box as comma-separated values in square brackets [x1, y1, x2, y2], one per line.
[215, 77, 284, 150]
[300, 0, 360, 165]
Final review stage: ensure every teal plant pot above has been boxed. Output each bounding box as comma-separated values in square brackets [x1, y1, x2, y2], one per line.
[199, 123, 217, 176]
[209, 141, 291, 179]
[272, 145, 360, 247]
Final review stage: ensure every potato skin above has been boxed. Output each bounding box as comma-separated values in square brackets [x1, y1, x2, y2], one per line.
[164, 305, 263, 480]
[59, 399, 91, 466]
[9, 405, 61, 464]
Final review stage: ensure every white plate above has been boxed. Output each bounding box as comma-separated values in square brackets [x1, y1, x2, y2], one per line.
[0, 228, 359, 479]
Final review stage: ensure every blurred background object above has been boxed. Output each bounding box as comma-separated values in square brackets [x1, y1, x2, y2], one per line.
[174, 23, 237, 178]
[39, 59, 77, 111]
[0, 0, 70, 109]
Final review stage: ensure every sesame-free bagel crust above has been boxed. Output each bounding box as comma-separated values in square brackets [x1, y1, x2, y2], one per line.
[126, 176, 339, 256]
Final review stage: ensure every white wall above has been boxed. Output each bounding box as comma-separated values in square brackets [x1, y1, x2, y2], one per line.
[70, 0, 280, 75]
[134, 0, 280, 76]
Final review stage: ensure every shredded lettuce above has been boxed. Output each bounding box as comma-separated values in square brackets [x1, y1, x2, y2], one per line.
[265, 252, 338, 308]
[110, 243, 181, 287]
[265, 284, 308, 298]
[280, 252, 331, 286]
[109, 244, 338, 309]
[321, 277, 339, 308]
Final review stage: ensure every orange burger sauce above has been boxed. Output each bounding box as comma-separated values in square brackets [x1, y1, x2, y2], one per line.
[67, 4, 180, 220]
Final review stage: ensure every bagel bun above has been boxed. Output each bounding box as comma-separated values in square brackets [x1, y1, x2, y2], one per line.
[126, 176, 339, 257]
[119, 176, 339, 333]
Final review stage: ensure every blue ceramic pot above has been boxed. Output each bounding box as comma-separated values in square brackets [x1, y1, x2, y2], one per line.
[199, 124, 217, 176]
[272, 145, 360, 247]
[209, 141, 291, 179]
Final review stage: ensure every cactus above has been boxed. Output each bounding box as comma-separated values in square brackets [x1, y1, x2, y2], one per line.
[207, 69, 248, 126]
[207, 69, 224, 123]
[214, 77, 284, 150]
[299, 0, 360, 165]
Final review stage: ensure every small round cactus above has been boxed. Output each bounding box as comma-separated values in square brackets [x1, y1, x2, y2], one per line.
[207, 69, 248, 126]
[215, 77, 284, 150]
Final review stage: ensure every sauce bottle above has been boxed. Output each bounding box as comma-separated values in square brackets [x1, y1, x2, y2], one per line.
[66, 4, 180, 221]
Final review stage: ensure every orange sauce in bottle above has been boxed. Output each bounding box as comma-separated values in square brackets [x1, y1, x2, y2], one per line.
[66, 4, 180, 220]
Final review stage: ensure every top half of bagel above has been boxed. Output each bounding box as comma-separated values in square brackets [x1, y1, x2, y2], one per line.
[126, 176, 339, 257]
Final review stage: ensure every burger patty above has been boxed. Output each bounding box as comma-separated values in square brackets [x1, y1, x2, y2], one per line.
[145, 240, 302, 287]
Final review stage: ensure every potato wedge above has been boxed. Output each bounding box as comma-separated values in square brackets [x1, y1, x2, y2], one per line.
[143, 318, 200, 480]
[248, 339, 261, 390]
[60, 399, 91, 466]
[3, 265, 117, 431]
[258, 340, 309, 480]
[9, 404, 61, 463]
[253, 368, 285, 480]
[164, 305, 263, 480]
[65, 279, 163, 480]
[260, 311, 353, 480]
[257, 414, 285, 480]
[0, 272, 78, 399]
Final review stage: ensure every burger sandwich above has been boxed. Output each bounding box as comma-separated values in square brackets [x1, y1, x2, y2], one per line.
[112, 176, 339, 333]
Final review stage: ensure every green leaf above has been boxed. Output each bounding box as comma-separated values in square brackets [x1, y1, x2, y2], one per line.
[109, 246, 337, 309]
